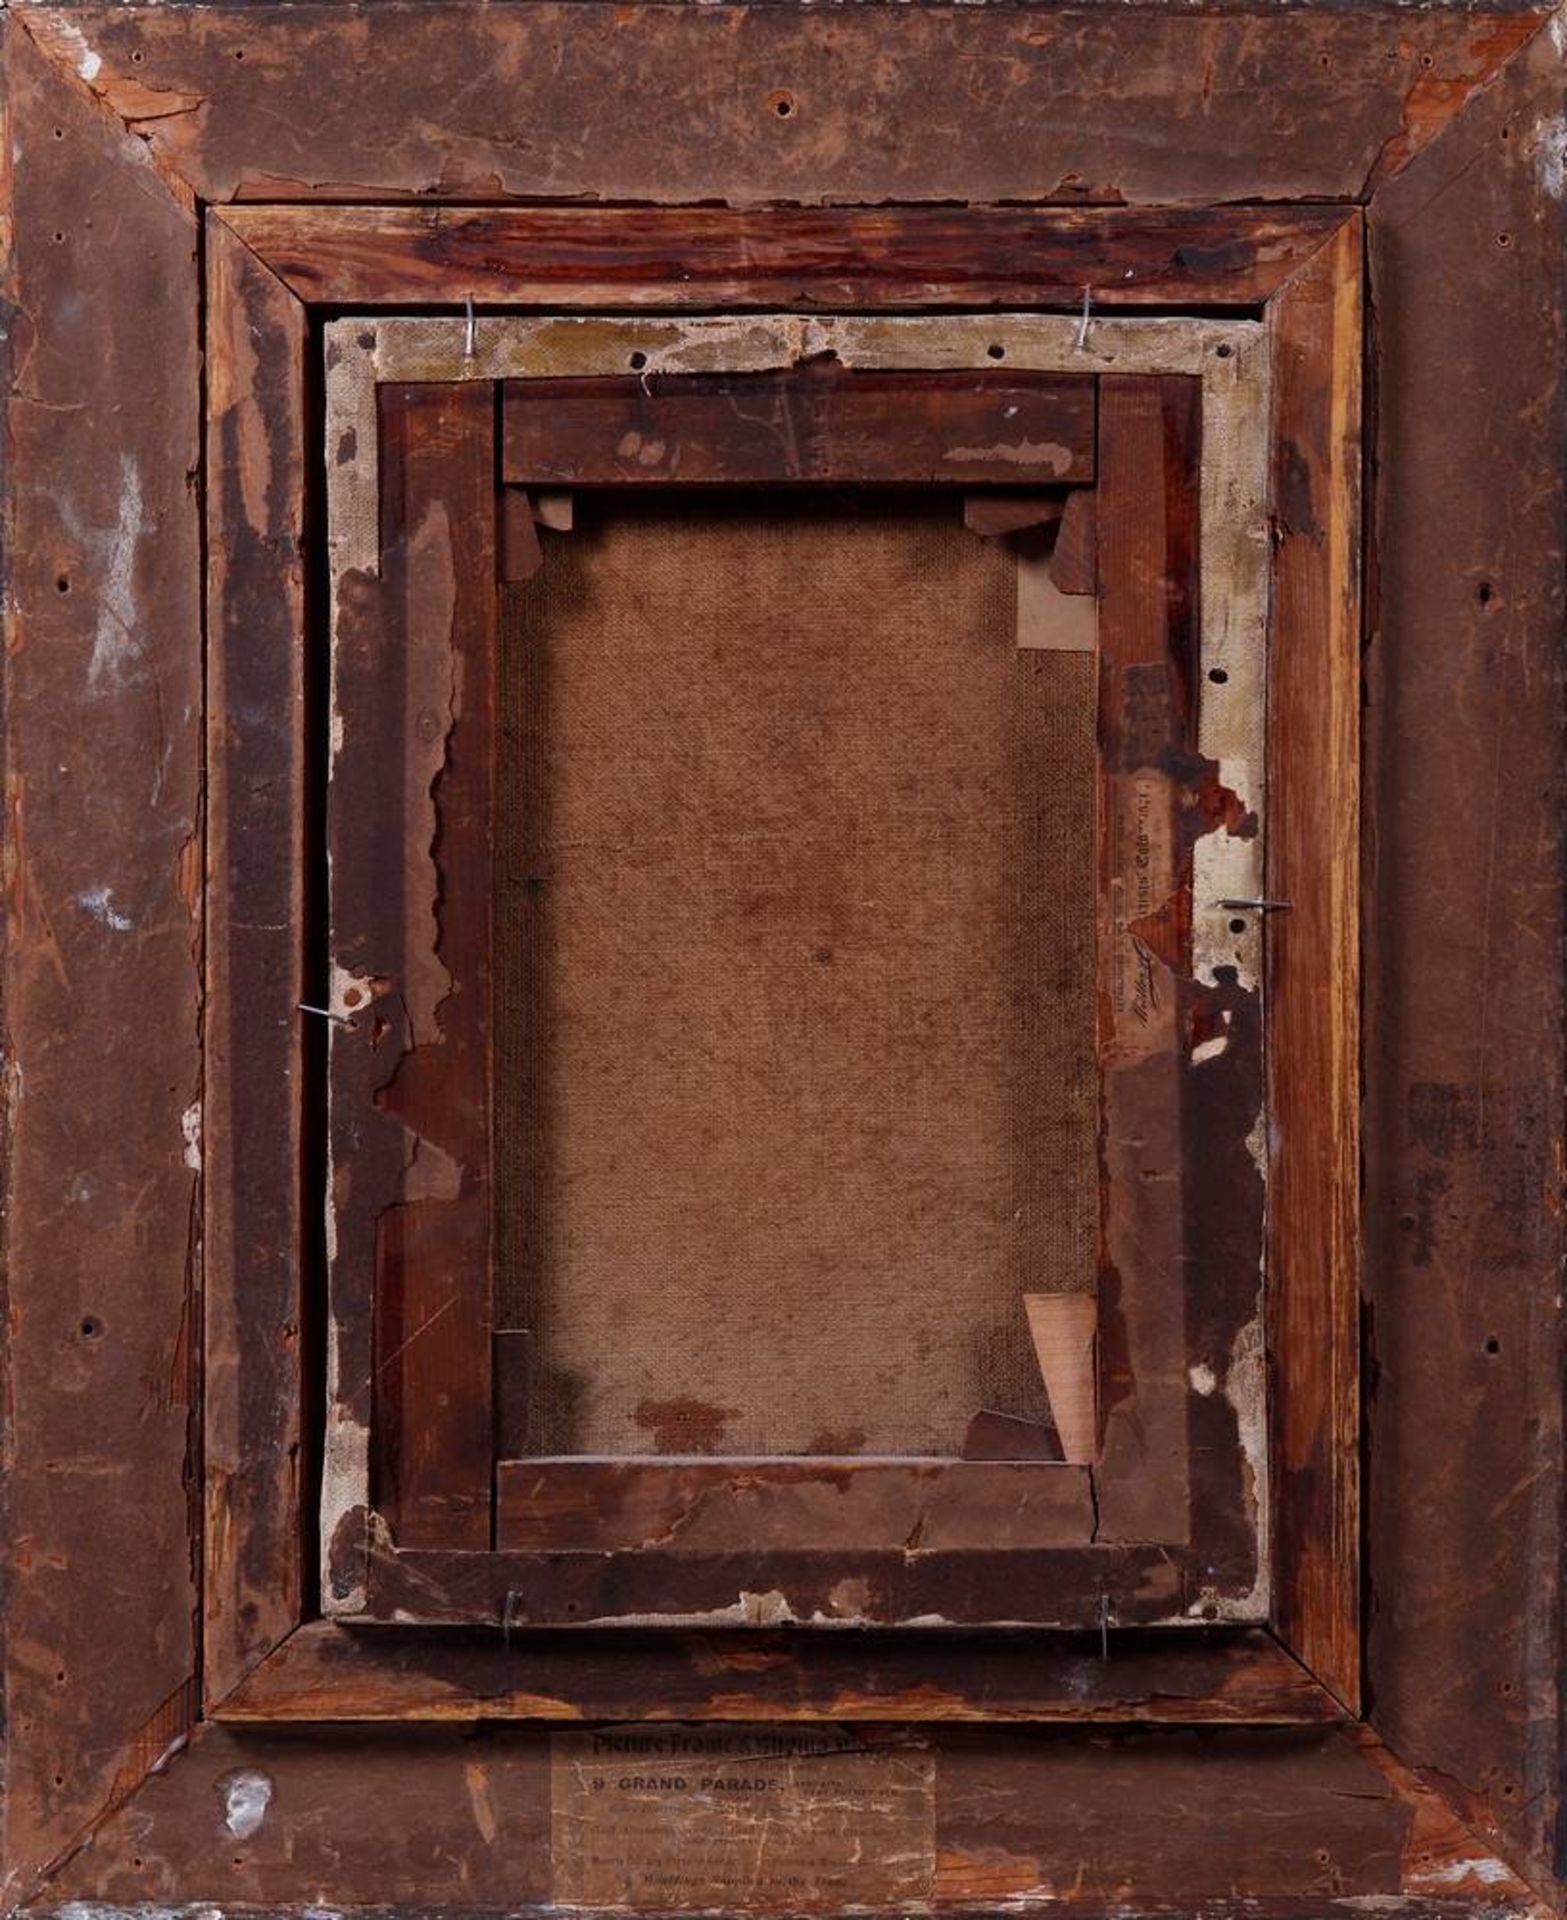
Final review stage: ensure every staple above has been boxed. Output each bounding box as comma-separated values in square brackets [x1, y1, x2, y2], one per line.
[464, 295, 477, 360]
[1099, 1592, 1111, 1659]
[1217, 898, 1292, 913]
[298, 1001, 355, 1026]
[503, 1587, 522, 1650]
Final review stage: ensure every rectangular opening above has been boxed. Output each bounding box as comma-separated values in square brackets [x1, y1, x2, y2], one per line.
[494, 491, 1097, 1459]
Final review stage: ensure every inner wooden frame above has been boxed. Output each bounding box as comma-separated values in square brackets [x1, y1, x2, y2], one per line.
[204, 206, 1359, 1721]
[321, 312, 1268, 1633]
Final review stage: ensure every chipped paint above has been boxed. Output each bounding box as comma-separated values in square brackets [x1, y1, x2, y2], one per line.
[218, 1769, 273, 1840]
[77, 885, 133, 932]
[88, 454, 145, 695]
[180, 1100, 201, 1173]
[1532, 110, 1567, 199]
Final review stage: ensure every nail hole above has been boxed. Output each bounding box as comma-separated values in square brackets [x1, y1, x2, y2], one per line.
[131, 48, 145, 63]
[80, 1316, 102, 1339]
[1500, 1679, 1515, 1695]
[1476, 580, 1495, 607]
[767, 89, 796, 118]
[1419, 52, 1434, 68]
[986, 343, 1005, 361]
[1485, 1335, 1501, 1355]
[1208, 667, 1228, 685]
[51, 232, 65, 246]
[1496, 231, 1512, 248]
[628, 350, 648, 372]
[1229, 918, 1247, 935]
[56, 575, 70, 594]
[233, 47, 245, 60]
[53, 128, 65, 140]
[1215, 342, 1233, 359]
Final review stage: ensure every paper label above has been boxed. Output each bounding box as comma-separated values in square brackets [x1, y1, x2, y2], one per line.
[551, 1723, 935, 1910]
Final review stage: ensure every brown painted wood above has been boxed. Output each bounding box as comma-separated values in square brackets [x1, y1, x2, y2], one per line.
[31, 7, 1543, 207]
[330, 383, 498, 1553]
[497, 1460, 1095, 1554]
[218, 1619, 1338, 1725]
[226, 204, 1353, 311]
[203, 214, 311, 1711]
[0, 16, 203, 1905]
[364, 1541, 1203, 1630]
[39, 1716, 1539, 1914]
[1267, 217, 1362, 1713]
[1092, 375, 1202, 1546]
[1365, 23, 1566, 1891]
[502, 368, 1096, 487]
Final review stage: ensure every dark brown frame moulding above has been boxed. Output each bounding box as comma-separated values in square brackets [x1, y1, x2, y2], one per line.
[3, 5, 1561, 1916]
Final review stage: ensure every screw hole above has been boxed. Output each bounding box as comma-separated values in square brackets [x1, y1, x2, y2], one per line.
[628, 350, 648, 372]
[80, 1316, 101, 1339]
[986, 342, 1005, 361]
[1419, 52, 1434, 69]
[1208, 667, 1228, 685]
[131, 48, 145, 63]
[767, 89, 797, 118]
[1215, 342, 1233, 360]
[1228, 918, 1247, 935]
[51, 231, 65, 246]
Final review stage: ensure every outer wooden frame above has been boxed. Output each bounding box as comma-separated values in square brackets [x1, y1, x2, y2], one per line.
[3, 5, 1560, 1915]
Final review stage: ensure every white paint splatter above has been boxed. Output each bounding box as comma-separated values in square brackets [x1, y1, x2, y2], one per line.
[1189, 1362, 1218, 1396]
[77, 886, 133, 933]
[1422, 1855, 1517, 1888]
[1191, 1033, 1229, 1066]
[221, 1769, 273, 1840]
[49, 19, 103, 82]
[1534, 112, 1567, 200]
[89, 455, 145, 694]
[181, 1101, 202, 1173]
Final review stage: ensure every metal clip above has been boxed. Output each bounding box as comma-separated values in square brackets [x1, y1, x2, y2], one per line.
[1075, 286, 1094, 354]
[298, 1001, 355, 1027]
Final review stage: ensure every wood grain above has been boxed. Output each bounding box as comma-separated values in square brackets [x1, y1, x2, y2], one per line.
[502, 368, 1096, 487]
[217, 1619, 1338, 1725]
[203, 214, 311, 1710]
[1266, 216, 1362, 1712]
[497, 1460, 1095, 1554]
[329, 384, 499, 1556]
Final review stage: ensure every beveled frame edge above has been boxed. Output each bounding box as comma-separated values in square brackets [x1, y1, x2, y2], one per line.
[5, 0, 1558, 1901]
[201, 206, 1344, 1712]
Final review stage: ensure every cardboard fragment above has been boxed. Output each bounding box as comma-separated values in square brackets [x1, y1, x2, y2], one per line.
[501, 487, 544, 583]
[1016, 543, 1097, 652]
[964, 490, 1067, 539]
[1024, 1294, 1099, 1464]
[962, 1408, 1065, 1462]
[1050, 487, 1098, 596]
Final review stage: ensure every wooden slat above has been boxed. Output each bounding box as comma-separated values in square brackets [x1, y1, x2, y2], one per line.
[367, 1541, 1213, 1629]
[502, 368, 1095, 486]
[203, 214, 309, 1703]
[224, 204, 1354, 311]
[496, 1460, 1094, 1554]
[1092, 375, 1202, 1546]
[216, 1619, 1341, 1725]
[329, 383, 498, 1554]
[1267, 217, 1362, 1710]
